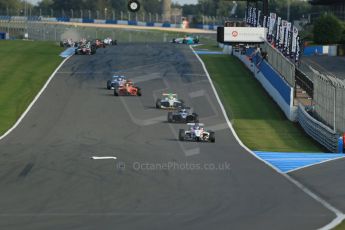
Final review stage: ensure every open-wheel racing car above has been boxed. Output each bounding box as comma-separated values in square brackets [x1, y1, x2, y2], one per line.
[60, 39, 77, 48]
[107, 76, 127, 90]
[156, 93, 184, 109]
[172, 35, 199, 44]
[114, 80, 141, 96]
[104, 37, 117, 46]
[179, 123, 215, 143]
[167, 107, 199, 123]
[75, 42, 96, 55]
[94, 39, 106, 48]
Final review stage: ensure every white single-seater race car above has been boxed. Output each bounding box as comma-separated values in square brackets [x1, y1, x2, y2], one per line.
[168, 107, 199, 123]
[107, 76, 127, 90]
[104, 37, 117, 46]
[179, 123, 215, 143]
[156, 93, 184, 109]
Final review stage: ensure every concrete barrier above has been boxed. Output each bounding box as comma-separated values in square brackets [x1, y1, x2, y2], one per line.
[82, 18, 94, 23]
[105, 20, 117, 24]
[70, 18, 82, 23]
[154, 23, 163, 27]
[117, 20, 128, 25]
[94, 19, 106, 24]
[234, 48, 296, 121]
[223, 45, 232, 54]
[137, 21, 147, 26]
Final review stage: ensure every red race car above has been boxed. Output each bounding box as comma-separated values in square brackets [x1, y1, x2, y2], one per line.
[114, 80, 142, 96]
[94, 39, 106, 48]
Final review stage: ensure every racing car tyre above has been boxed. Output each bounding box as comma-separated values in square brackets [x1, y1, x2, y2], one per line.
[179, 129, 185, 141]
[187, 115, 198, 123]
[114, 88, 119, 96]
[192, 113, 199, 123]
[107, 80, 112, 90]
[167, 112, 174, 122]
[156, 99, 161, 109]
[209, 132, 215, 143]
[137, 88, 142, 96]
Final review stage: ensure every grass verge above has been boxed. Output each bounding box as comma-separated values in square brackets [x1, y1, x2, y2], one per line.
[334, 221, 345, 230]
[199, 53, 324, 152]
[0, 40, 63, 135]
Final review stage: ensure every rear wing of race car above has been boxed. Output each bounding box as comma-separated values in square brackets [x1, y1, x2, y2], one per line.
[162, 93, 177, 96]
[187, 123, 204, 126]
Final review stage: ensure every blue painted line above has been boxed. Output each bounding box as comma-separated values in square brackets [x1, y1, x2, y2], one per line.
[254, 151, 345, 173]
[59, 47, 75, 58]
[195, 51, 224, 55]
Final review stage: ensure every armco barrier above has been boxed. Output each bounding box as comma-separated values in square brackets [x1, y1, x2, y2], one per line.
[234, 47, 296, 121]
[297, 104, 340, 152]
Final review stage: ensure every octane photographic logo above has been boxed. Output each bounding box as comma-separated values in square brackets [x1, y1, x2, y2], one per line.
[232, 31, 238, 37]
[116, 161, 231, 172]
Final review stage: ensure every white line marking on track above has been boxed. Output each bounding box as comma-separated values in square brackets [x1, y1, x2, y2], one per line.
[190, 46, 345, 230]
[0, 55, 73, 141]
[285, 155, 345, 173]
[91, 156, 117, 160]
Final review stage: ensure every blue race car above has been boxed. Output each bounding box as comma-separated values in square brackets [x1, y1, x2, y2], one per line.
[167, 107, 199, 123]
[106, 76, 127, 90]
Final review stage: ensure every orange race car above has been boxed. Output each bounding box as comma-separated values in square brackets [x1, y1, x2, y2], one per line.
[114, 80, 142, 96]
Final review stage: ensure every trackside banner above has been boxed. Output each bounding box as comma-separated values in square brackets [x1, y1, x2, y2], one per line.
[224, 27, 267, 42]
[268, 13, 276, 36]
[291, 26, 298, 54]
[276, 17, 281, 45]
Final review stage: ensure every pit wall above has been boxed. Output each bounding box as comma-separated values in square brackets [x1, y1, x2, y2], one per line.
[231, 46, 297, 121]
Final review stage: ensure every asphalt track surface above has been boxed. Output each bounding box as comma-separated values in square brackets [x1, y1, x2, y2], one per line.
[0, 43, 336, 229]
[291, 157, 345, 214]
[301, 55, 345, 80]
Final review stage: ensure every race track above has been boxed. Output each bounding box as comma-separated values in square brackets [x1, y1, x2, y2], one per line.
[0, 43, 335, 229]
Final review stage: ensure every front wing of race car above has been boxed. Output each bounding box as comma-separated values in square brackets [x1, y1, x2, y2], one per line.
[178, 129, 215, 142]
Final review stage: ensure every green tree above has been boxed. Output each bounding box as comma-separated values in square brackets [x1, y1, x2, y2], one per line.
[313, 13, 343, 44]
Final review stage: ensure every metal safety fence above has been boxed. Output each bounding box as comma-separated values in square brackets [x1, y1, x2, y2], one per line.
[0, 20, 186, 43]
[310, 67, 345, 134]
[260, 41, 295, 87]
